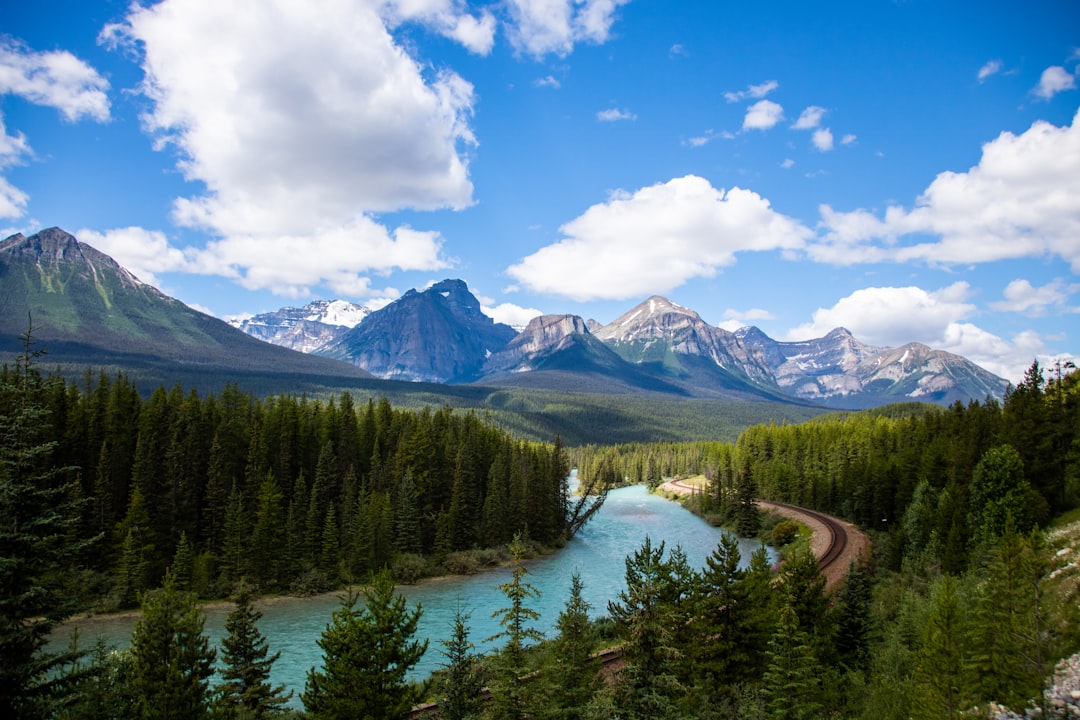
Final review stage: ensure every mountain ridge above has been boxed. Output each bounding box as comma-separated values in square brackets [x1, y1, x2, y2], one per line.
[3, 228, 1010, 409]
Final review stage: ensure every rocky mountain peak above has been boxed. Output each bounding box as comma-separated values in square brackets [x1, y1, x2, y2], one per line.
[2, 227, 146, 291]
[593, 295, 702, 343]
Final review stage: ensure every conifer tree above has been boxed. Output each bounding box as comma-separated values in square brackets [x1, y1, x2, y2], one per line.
[216, 585, 292, 718]
[761, 601, 823, 720]
[129, 570, 216, 720]
[606, 536, 690, 720]
[487, 534, 544, 720]
[437, 607, 484, 720]
[0, 331, 95, 718]
[543, 572, 601, 720]
[911, 574, 969, 720]
[302, 569, 426, 719]
[171, 531, 194, 593]
[394, 470, 422, 555]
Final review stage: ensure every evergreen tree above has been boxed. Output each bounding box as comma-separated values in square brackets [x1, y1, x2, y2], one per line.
[129, 571, 216, 720]
[0, 334, 95, 718]
[911, 574, 969, 720]
[171, 531, 194, 593]
[543, 572, 601, 720]
[394, 470, 422, 555]
[437, 608, 484, 720]
[487, 534, 544, 720]
[761, 601, 823, 720]
[606, 536, 691, 720]
[216, 585, 292, 718]
[302, 569, 427, 719]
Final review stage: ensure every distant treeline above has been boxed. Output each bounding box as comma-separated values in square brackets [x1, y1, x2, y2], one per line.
[1, 366, 575, 607]
[573, 361, 1079, 574]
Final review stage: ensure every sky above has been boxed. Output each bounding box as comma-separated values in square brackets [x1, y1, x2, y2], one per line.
[1, 0, 1079, 385]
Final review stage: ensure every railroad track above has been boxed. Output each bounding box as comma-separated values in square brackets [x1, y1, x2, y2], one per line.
[663, 479, 850, 577]
[760, 500, 848, 575]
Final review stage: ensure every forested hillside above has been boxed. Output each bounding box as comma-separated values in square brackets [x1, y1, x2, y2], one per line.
[1, 362, 581, 614]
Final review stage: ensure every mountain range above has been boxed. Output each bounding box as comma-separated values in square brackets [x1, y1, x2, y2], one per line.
[234, 267, 1008, 408]
[2, 228, 1009, 409]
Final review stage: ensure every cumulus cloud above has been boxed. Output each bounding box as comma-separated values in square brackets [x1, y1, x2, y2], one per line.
[482, 301, 544, 328]
[103, 0, 470, 295]
[379, 0, 497, 55]
[784, 282, 1041, 382]
[0, 39, 111, 218]
[977, 59, 1002, 83]
[840, 133, 857, 145]
[505, 175, 812, 301]
[812, 128, 834, 152]
[1034, 65, 1076, 99]
[505, 0, 630, 58]
[597, 107, 636, 122]
[717, 307, 775, 332]
[0, 39, 110, 122]
[742, 99, 784, 131]
[77, 226, 194, 287]
[989, 278, 1080, 317]
[724, 80, 778, 103]
[815, 109, 1080, 271]
[534, 75, 561, 89]
[792, 105, 826, 130]
[190, 219, 451, 298]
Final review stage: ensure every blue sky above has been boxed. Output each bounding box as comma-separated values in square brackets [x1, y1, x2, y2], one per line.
[2, 0, 1079, 384]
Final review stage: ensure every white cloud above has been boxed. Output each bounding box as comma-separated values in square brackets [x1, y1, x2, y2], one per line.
[77, 226, 193, 287]
[792, 106, 826, 130]
[534, 75, 561, 89]
[482, 302, 543, 328]
[379, 0, 496, 55]
[812, 127, 834, 152]
[505, 0, 629, 58]
[977, 59, 1002, 83]
[724, 80, 779, 103]
[105, 0, 471, 295]
[0, 39, 110, 122]
[841, 133, 857, 145]
[0, 40, 111, 219]
[1034, 65, 1076, 99]
[190, 219, 451, 297]
[742, 99, 783, 131]
[784, 282, 1043, 382]
[718, 307, 775, 332]
[505, 175, 812, 301]
[989, 278, 1079, 317]
[815, 108, 1080, 271]
[0, 176, 29, 219]
[597, 107, 636, 122]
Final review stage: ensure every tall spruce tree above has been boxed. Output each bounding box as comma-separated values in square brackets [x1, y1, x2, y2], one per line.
[302, 569, 426, 719]
[437, 608, 484, 720]
[216, 585, 292, 718]
[487, 534, 544, 720]
[543, 572, 601, 720]
[129, 570, 216, 720]
[0, 330, 95, 718]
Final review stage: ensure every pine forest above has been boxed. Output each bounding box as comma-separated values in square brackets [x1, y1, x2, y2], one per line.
[3, 338, 1080, 718]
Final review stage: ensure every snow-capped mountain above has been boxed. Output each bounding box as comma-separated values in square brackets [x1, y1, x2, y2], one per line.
[231, 299, 369, 354]
[735, 326, 1009, 407]
[237, 282, 1010, 408]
